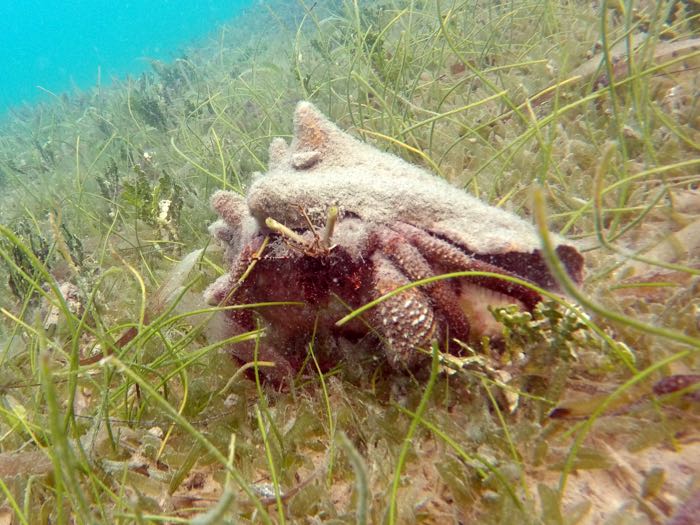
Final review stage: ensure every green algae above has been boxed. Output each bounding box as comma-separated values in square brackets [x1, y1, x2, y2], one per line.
[0, 0, 697, 523]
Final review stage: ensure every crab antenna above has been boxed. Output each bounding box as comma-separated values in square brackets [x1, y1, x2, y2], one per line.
[322, 206, 338, 248]
[265, 217, 308, 246]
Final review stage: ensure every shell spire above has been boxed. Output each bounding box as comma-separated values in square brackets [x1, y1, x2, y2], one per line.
[292, 101, 335, 154]
[268, 101, 369, 172]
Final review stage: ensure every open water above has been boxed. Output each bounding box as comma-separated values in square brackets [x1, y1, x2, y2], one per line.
[0, 0, 252, 114]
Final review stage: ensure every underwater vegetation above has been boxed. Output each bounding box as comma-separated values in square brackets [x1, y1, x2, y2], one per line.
[0, 0, 698, 523]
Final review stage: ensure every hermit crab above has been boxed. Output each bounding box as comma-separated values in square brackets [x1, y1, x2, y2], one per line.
[204, 102, 583, 381]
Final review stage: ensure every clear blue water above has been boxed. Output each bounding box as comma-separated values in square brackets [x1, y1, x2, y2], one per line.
[0, 0, 252, 114]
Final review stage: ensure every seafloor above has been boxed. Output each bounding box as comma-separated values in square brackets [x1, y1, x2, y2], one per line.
[0, 1, 698, 523]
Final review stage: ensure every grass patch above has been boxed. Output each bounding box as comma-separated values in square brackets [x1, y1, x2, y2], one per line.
[0, 0, 698, 522]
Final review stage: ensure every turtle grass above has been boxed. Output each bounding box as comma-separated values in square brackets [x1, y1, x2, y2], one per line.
[0, 0, 698, 523]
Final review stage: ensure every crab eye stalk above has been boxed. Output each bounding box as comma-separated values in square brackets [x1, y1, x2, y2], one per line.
[264, 217, 308, 246]
[322, 206, 338, 248]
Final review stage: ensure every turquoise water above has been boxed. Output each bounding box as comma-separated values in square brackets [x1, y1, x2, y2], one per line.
[0, 0, 252, 114]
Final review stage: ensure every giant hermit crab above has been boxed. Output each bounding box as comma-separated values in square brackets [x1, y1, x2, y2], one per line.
[204, 102, 584, 381]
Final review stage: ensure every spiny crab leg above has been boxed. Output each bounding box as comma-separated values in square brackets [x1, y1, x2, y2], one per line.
[371, 252, 438, 370]
[392, 221, 542, 308]
[375, 226, 471, 345]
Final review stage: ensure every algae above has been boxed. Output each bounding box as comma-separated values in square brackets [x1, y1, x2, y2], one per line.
[0, 0, 697, 523]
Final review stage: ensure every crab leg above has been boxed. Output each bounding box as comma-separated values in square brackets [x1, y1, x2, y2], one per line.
[371, 252, 438, 370]
[392, 222, 543, 309]
[375, 225, 471, 346]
